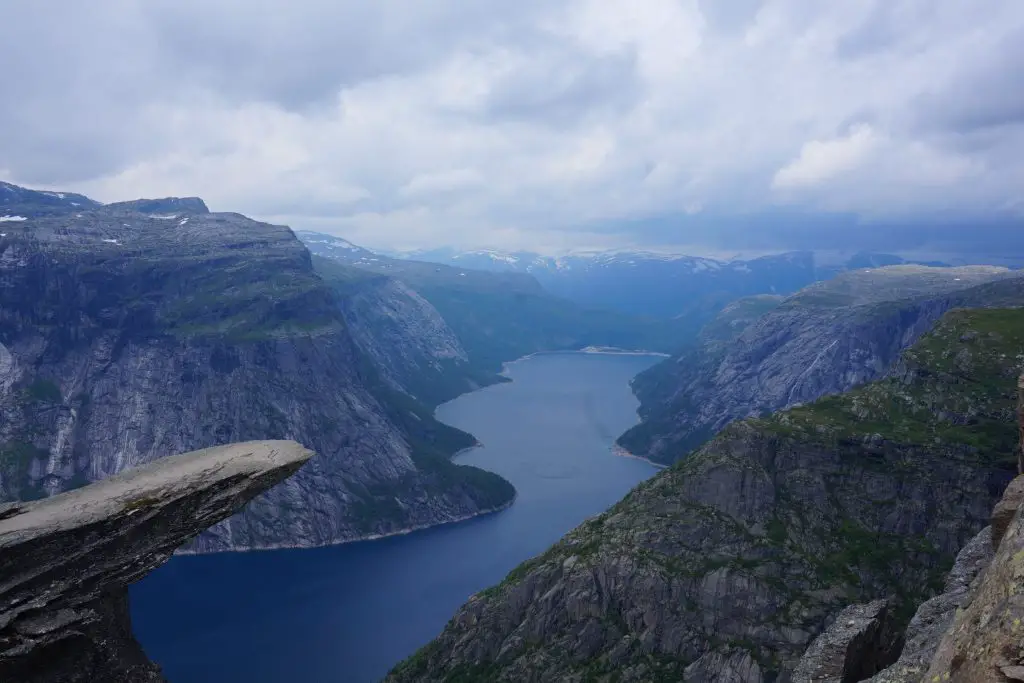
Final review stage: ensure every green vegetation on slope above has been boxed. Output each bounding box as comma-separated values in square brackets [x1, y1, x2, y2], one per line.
[346, 347, 515, 533]
[618, 273, 1024, 466]
[689, 294, 785, 347]
[389, 306, 1023, 682]
[314, 255, 688, 373]
[758, 307, 1024, 467]
[616, 294, 784, 458]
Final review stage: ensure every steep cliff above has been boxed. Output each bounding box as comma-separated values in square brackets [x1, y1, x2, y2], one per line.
[0, 440, 312, 683]
[314, 257, 505, 407]
[620, 266, 1019, 465]
[389, 306, 1022, 682]
[0, 189, 513, 551]
[918, 473, 1024, 682]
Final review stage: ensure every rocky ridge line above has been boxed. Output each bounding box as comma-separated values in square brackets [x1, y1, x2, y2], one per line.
[620, 268, 1021, 465]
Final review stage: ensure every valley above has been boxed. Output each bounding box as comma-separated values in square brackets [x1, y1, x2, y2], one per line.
[3, 181, 1024, 682]
[130, 352, 661, 683]
[390, 305, 1024, 682]
[6, 8, 1024, 681]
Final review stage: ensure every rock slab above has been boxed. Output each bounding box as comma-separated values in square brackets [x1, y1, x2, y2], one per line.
[0, 440, 313, 682]
[792, 600, 899, 683]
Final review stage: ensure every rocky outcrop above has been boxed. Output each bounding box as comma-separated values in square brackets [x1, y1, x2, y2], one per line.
[829, 381, 1024, 682]
[388, 307, 1023, 682]
[0, 184, 514, 552]
[914, 476, 1024, 681]
[865, 527, 994, 682]
[1018, 373, 1024, 472]
[991, 476, 1024, 548]
[792, 600, 900, 683]
[0, 440, 312, 683]
[620, 267, 1021, 465]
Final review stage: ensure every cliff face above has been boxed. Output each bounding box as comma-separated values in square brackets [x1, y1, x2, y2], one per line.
[389, 307, 1023, 682]
[314, 257, 504, 408]
[0, 194, 513, 551]
[921, 472, 1024, 682]
[0, 440, 313, 683]
[620, 267, 1020, 465]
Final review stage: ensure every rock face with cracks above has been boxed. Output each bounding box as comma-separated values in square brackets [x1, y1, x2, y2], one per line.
[620, 268, 1022, 465]
[0, 440, 313, 683]
[0, 189, 514, 551]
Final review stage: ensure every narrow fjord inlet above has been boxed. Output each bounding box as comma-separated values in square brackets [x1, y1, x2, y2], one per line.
[129, 352, 661, 683]
[6, 5, 1024, 680]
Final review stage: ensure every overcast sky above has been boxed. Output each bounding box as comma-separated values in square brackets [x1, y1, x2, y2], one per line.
[2, 0, 1023, 254]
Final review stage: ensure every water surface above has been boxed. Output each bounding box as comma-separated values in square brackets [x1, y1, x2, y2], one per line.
[131, 352, 660, 682]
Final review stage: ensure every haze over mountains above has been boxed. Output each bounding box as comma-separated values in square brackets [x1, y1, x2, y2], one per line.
[7, 1, 1024, 680]
[301, 229, 1018, 328]
[6, 173, 1024, 682]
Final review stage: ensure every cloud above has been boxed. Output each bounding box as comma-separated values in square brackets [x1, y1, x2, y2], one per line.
[400, 169, 484, 197]
[772, 125, 877, 189]
[0, 0, 1022, 253]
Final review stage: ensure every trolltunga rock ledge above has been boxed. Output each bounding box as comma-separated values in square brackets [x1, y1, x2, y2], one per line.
[0, 440, 313, 683]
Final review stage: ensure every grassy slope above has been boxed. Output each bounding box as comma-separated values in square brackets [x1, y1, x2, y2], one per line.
[758, 308, 1024, 466]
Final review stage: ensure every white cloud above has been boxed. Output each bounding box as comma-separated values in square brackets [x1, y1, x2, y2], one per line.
[772, 125, 877, 189]
[0, 0, 1022, 252]
[400, 169, 485, 197]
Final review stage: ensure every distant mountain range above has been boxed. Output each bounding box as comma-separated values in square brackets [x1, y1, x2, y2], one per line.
[298, 232, 985, 343]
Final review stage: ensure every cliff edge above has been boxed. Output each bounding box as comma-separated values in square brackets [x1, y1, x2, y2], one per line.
[0, 440, 313, 682]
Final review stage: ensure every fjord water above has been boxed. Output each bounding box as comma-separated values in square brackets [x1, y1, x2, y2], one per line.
[130, 352, 660, 683]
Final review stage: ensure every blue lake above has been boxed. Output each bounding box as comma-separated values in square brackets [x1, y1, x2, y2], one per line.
[131, 352, 661, 683]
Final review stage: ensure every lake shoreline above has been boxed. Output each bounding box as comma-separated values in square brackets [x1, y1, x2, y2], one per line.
[175, 495, 517, 556]
[135, 352, 663, 683]
[611, 444, 667, 469]
[498, 347, 668, 378]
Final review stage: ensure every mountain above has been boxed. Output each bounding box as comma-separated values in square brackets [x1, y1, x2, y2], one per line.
[619, 265, 1018, 465]
[392, 243, 966, 321]
[396, 247, 827, 320]
[0, 184, 514, 551]
[1, 180, 100, 218]
[314, 257, 504, 408]
[294, 230, 379, 262]
[388, 305, 1023, 682]
[302, 232, 688, 379]
[104, 197, 210, 214]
